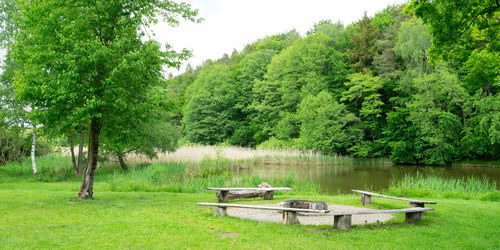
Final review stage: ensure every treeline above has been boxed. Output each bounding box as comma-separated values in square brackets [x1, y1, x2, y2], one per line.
[168, 4, 499, 165]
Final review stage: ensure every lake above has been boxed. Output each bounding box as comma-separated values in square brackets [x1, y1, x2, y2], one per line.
[234, 159, 500, 194]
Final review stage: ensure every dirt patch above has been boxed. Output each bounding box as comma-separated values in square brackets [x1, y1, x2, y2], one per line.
[219, 232, 239, 238]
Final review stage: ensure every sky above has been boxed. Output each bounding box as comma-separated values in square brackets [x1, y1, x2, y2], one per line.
[155, 0, 407, 76]
[0, 0, 407, 75]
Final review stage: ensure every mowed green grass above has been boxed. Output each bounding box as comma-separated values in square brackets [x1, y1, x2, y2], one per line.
[1, 181, 499, 249]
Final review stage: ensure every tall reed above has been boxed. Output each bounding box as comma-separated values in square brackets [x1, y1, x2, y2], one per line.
[388, 172, 499, 201]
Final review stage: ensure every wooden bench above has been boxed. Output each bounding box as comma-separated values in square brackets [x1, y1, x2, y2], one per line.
[352, 190, 437, 208]
[206, 187, 293, 203]
[331, 207, 434, 230]
[197, 202, 329, 225]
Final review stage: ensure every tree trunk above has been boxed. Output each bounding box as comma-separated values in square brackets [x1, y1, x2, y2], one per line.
[77, 130, 85, 175]
[117, 153, 128, 170]
[31, 129, 37, 176]
[68, 131, 78, 174]
[77, 118, 101, 199]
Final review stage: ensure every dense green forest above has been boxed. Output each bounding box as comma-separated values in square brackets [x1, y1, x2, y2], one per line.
[1, 1, 499, 169]
[168, 4, 499, 165]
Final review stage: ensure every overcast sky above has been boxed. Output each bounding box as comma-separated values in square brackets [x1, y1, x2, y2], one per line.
[156, 0, 407, 76]
[0, 0, 407, 75]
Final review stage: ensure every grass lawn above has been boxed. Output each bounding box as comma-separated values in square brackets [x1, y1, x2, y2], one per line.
[1, 181, 499, 249]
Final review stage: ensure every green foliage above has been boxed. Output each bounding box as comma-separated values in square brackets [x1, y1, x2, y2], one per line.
[182, 64, 237, 144]
[297, 91, 361, 154]
[0, 126, 26, 165]
[256, 137, 297, 150]
[463, 49, 500, 94]
[249, 30, 301, 53]
[11, 0, 198, 166]
[172, 5, 499, 165]
[394, 21, 432, 73]
[348, 12, 379, 71]
[0, 127, 51, 166]
[408, 0, 500, 60]
[341, 73, 384, 156]
[461, 92, 500, 159]
[252, 32, 342, 141]
[406, 66, 468, 164]
[307, 20, 349, 51]
[230, 49, 276, 146]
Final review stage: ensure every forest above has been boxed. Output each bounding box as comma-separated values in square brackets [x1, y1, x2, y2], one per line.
[169, 4, 499, 165]
[0, 2, 499, 176]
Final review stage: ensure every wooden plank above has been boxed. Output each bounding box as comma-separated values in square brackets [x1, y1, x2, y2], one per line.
[197, 203, 330, 213]
[332, 208, 434, 216]
[352, 190, 437, 204]
[207, 187, 293, 191]
[299, 208, 434, 216]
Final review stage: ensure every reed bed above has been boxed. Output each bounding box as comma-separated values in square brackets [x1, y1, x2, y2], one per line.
[388, 172, 499, 201]
[107, 159, 321, 193]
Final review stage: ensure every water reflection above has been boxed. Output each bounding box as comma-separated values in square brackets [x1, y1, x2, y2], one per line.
[234, 159, 500, 194]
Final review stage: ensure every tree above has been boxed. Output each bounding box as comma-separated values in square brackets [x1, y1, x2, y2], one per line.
[101, 85, 181, 170]
[463, 50, 500, 94]
[408, 0, 499, 59]
[252, 33, 334, 141]
[182, 64, 236, 144]
[341, 73, 384, 156]
[348, 12, 379, 71]
[307, 20, 348, 50]
[297, 91, 361, 154]
[406, 65, 468, 164]
[68, 129, 85, 175]
[12, 0, 198, 199]
[461, 89, 500, 160]
[393, 21, 432, 73]
[372, 4, 410, 79]
[231, 49, 275, 146]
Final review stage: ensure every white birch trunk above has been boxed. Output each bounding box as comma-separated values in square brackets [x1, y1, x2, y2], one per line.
[31, 129, 38, 176]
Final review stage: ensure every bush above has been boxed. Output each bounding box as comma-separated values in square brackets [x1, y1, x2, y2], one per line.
[257, 137, 297, 150]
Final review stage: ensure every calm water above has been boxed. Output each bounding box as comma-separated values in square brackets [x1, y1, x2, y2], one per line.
[234, 159, 500, 194]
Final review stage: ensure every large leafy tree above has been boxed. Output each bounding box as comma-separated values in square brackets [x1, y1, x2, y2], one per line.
[182, 64, 236, 144]
[393, 21, 432, 73]
[408, 0, 499, 59]
[406, 65, 468, 164]
[297, 91, 361, 154]
[341, 73, 384, 156]
[101, 85, 182, 170]
[231, 49, 275, 146]
[12, 0, 198, 199]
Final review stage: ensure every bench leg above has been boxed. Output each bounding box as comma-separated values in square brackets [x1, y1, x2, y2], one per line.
[361, 194, 371, 205]
[410, 202, 424, 208]
[282, 211, 298, 225]
[405, 212, 422, 223]
[263, 191, 274, 200]
[214, 207, 227, 216]
[334, 215, 352, 230]
[216, 190, 229, 203]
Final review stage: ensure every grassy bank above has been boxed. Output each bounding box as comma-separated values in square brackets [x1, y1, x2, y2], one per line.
[0, 181, 499, 249]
